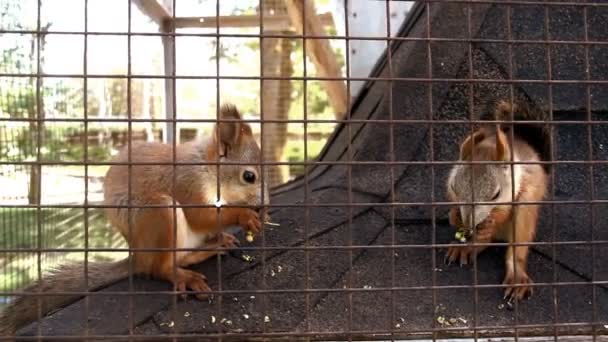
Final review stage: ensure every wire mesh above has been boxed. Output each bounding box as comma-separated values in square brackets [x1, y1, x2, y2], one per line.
[0, 0, 607, 341]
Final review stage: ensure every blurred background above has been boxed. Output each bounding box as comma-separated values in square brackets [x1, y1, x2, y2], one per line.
[0, 0, 412, 304]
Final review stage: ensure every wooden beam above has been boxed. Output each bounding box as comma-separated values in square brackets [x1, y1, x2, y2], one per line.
[161, 21, 176, 144]
[131, 0, 171, 25]
[284, 0, 347, 119]
[173, 13, 334, 30]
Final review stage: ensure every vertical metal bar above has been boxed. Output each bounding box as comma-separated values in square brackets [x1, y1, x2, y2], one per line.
[425, 2, 439, 341]
[214, 0, 223, 338]
[126, 0, 135, 338]
[34, 0, 43, 339]
[506, 4, 522, 339]
[383, 0, 396, 339]
[301, 0, 311, 335]
[83, 0, 90, 337]
[543, 5, 558, 342]
[342, 0, 353, 339]
[258, 0, 269, 337]
[465, 2, 479, 341]
[170, 1, 178, 341]
[582, 5, 598, 341]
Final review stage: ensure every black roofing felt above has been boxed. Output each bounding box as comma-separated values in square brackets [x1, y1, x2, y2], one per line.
[18, 2, 608, 340]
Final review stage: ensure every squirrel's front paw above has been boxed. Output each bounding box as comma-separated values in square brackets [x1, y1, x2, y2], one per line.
[445, 245, 474, 266]
[238, 209, 262, 234]
[503, 270, 533, 302]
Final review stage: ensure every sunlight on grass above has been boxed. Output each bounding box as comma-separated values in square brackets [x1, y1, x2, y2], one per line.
[0, 207, 126, 296]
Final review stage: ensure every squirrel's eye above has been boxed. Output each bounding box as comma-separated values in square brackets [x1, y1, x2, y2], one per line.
[242, 170, 256, 184]
[491, 189, 500, 201]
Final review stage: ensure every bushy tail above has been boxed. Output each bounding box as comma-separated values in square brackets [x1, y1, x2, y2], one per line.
[0, 259, 129, 336]
[481, 98, 552, 172]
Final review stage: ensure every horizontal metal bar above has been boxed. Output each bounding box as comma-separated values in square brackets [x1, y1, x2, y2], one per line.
[2, 239, 608, 254]
[2, 280, 607, 297]
[2, 73, 608, 84]
[1, 29, 608, 46]
[1, 322, 606, 341]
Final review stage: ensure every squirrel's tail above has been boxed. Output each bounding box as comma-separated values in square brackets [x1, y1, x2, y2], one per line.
[482, 98, 552, 172]
[0, 258, 130, 336]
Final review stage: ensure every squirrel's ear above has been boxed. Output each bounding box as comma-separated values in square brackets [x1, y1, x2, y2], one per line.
[459, 129, 485, 161]
[214, 104, 243, 156]
[495, 126, 510, 161]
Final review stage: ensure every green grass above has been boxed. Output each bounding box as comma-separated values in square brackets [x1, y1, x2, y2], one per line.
[0, 207, 126, 293]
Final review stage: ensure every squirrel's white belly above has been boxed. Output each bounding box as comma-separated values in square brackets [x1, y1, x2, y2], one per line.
[174, 201, 207, 262]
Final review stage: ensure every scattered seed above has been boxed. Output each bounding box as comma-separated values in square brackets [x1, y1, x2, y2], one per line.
[220, 318, 227, 324]
[265, 221, 280, 226]
[242, 254, 254, 262]
[160, 321, 175, 327]
[277, 265, 283, 273]
[250, 295, 256, 300]
[398, 317, 405, 323]
[395, 323, 401, 328]
[498, 304, 505, 310]
[449, 318, 457, 324]
[264, 315, 271, 323]
[270, 270, 276, 277]
[233, 297, 239, 302]
[225, 320, 233, 325]
[246, 231, 254, 243]
[211, 316, 216, 324]
[243, 314, 250, 320]
[183, 312, 190, 318]
[458, 318, 468, 324]
[437, 316, 446, 324]
[363, 285, 372, 289]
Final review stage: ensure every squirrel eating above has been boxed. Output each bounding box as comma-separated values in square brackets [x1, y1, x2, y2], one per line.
[445, 99, 549, 303]
[0, 104, 270, 335]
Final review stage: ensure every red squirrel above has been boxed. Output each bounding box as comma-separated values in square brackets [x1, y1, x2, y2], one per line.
[445, 100, 548, 302]
[0, 104, 269, 335]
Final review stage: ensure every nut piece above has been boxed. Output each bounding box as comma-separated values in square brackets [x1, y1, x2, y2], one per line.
[246, 231, 255, 243]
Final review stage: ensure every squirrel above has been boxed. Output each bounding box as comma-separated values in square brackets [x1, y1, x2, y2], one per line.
[445, 99, 549, 302]
[0, 104, 269, 335]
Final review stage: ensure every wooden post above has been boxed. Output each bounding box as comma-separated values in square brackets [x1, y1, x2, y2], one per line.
[161, 18, 175, 144]
[284, 0, 347, 119]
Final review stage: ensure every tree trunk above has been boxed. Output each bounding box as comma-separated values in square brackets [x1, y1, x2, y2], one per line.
[261, 0, 294, 188]
[28, 25, 50, 205]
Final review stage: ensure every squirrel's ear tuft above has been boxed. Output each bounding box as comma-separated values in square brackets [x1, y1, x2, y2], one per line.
[214, 103, 243, 156]
[459, 129, 485, 161]
[494, 100, 517, 121]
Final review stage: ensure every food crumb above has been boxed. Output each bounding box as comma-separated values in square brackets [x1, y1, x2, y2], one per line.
[265, 221, 280, 227]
